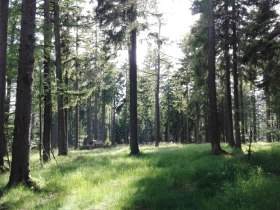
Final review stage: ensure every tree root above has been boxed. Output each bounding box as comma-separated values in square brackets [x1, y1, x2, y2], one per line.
[212, 148, 233, 156]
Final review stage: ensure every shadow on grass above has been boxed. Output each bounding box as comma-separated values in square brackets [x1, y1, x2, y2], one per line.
[249, 147, 280, 175]
[120, 145, 280, 210]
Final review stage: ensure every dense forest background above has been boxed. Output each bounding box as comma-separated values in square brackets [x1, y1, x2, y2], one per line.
[0, 0, 280, 186]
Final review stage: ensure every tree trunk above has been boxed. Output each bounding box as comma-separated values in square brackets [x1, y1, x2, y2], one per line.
[128, 1, 139, 155]
[8, 0, 36, 186]
[51, 113, 58, 148]
[265, 87, 271, 142]
[93, 91, 99, 140]
[240, 77, 246, 143]
[195, 102, 200, 144]
[75, 79, 79, 149]
[155, 17, 161, 147]
[87, 96, 93, 143]
[186, 85, 190, 143]
[232, 0, 241, 149]
[111, 98, 116, 145]
[64, 72, 69, 145]
[43, 0, 52, 162]
[4, 14, 17, 136]
[224, 1, 235, 147]
[252, 84, 257, 142]
[54, 0, 67, 155]
[74, 28, 79, 149]
[101, 92, 106, 142]
[0, 0, 9, 169]
[39, 70, 43, 163]
[4, 77, 11, 131]
[208, 0, 222, 154]
[166, 99, 170, 142]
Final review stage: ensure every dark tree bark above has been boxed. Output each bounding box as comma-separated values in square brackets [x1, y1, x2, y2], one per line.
[265, 86, 271, 142]
[8, 0, 36, 186]
[54, 0, 67, 155]
[64, 71, 69, 145]
[239, 77, 246, 143]
[74, 29, 79, 149]
[87, 96, 93, 143]
[224, 1, 235, 147]
[251, 83, 257, 142]
[93, 91, 99, 140]
[51, 113, 58, 148]
[0, 0, 9, 169]
[101, 92, 106, 142]
[232, 0, 241, 149]
[74, 80, 79, 149]
[155, 16, 162, 147]
[111, 98, 116, 145]
[195, 102, 200, 144]
[43, 0, 52, 162]
[129, 1, 139, 155]
[208, 0, 222, 154]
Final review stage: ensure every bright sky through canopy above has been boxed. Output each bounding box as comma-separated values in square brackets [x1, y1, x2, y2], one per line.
[137, 0, 199, 67]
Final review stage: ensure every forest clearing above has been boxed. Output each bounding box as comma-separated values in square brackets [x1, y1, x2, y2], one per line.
[1, 143, 280, 210]
[1, 0, 280, 209]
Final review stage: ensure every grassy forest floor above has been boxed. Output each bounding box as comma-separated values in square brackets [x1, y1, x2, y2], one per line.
[0, 143, 280, 210]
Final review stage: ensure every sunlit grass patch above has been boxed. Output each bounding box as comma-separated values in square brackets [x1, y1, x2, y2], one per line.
[0, 143, 280, 209]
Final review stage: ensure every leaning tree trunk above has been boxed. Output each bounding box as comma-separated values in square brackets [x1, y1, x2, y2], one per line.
[43, 0, 52, 162]
[8, 0, 36, 186]
[208, 0, 222, 154]
[0, 0, 9, 169]
[54, 0, 67, 155]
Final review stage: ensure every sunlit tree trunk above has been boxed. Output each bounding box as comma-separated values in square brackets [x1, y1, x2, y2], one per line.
[8, 0, 36, 186]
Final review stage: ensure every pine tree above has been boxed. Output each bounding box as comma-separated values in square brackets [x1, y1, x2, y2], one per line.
[8, 0, 37, 186]
[0, 0, 9, 170]
[43, 0, 52, 162]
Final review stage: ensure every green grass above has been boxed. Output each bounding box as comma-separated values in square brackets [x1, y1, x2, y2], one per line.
[0, 143, 280, 210]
